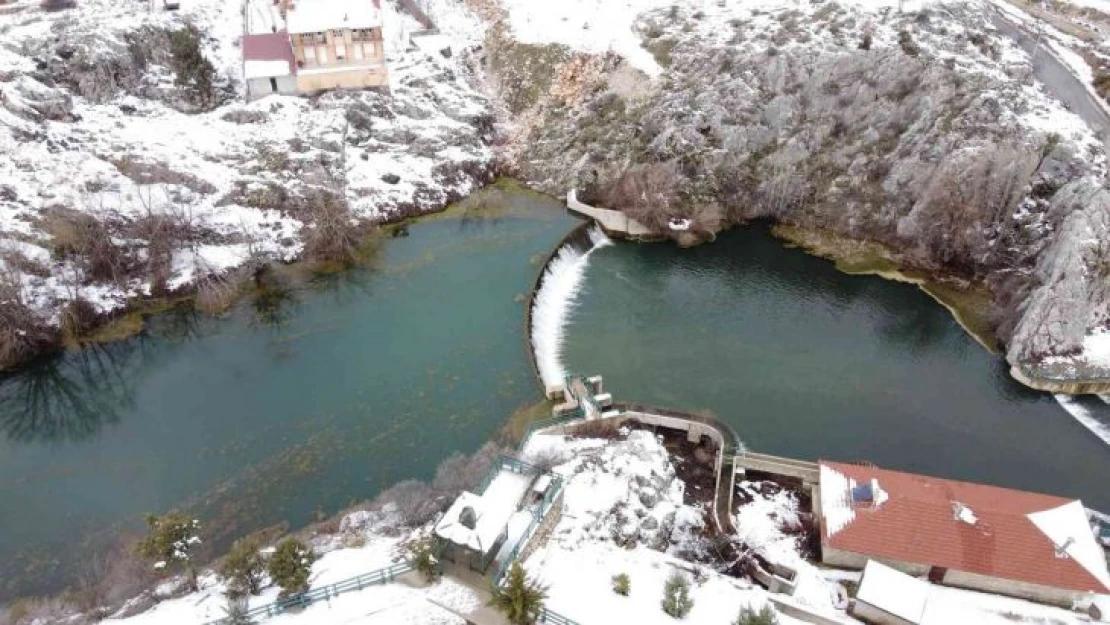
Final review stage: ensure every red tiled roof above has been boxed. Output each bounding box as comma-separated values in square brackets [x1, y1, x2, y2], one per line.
[242, 31, 296, 74]
[819, 461, 1110, 594]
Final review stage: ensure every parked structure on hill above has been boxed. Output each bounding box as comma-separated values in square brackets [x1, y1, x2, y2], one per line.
[816, 461, 1110, 607]
[242, 0, 389, 101]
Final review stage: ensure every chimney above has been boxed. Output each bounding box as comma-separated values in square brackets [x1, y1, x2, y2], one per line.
[1055, 537, 1075, 559]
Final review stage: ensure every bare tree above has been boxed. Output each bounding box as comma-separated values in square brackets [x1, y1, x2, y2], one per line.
[602, 161, 682, 229]
[0, 265, 56, 369]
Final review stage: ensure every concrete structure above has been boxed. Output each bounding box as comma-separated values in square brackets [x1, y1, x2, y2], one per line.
[242, 0, 389, 101]
[566, 189, 655, 238]
[243, 32, 299, 100]
[286, 0, 388, 93]
[817, 461, 1110, 607]
[434, 456, 562, 581]
[735, 451, 820, 489]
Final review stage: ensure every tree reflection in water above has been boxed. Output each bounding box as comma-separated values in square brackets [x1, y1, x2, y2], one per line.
[0, 341, 141, 444]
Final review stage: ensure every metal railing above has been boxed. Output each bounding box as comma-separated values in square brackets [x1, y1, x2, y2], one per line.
[492, 476, 564, 584]
[540, 607, 580, 625]
[204, 560, 414, 625]
[474, 454, 544, 494]
[518, 412, 585, 450]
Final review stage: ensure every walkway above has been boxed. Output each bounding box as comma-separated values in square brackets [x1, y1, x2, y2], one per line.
[988, 2, 1110, 161]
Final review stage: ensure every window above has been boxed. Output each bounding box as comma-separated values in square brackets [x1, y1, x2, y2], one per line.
[316, 45, 328, 64]
[335, 41, 346, 60]
[303, 45, 316, 63]
[362, 42, 375, 59]
[315, 32, 326, 43]
[353, 43, 364, 60]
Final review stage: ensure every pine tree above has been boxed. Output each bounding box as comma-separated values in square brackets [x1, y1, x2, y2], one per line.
[735, 604, 778, 625]
[220, 536, 267, 597]
[611, 573, 630, 596]
[488, 562, 548, 625]
[168, 26, 216, 106]
[408, 538, 440, 583]
[267, 538, 315, 597]
[136, 512, 202, 591]
[661, 571, 693, 619]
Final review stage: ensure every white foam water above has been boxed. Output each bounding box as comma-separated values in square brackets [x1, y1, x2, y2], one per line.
[531, 226, 613, 391]
[1054, 394, 1110, 447]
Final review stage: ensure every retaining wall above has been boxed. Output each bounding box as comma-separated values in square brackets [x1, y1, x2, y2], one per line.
[566, 190, 655, 238]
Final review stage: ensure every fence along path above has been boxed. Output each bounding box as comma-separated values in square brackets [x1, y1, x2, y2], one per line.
[203, 560, 414, 625]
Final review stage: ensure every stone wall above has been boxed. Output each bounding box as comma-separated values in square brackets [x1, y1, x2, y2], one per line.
[517, 489, 565, 564]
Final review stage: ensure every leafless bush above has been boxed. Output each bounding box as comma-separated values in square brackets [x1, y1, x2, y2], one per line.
[40, 0, 77, 11]
[369, 442, 505, 527]
[303, 193, 361, 264]
[195, 271, 243, 314]
[44, 210, 131, 284]
[431, 442, 502, 496]
[525, 446, 569, 472]
[131, 213, 178, 294]
[90, 533, 161, 609]
[59, 297, 100, 341]
[0, 268, 56, 369]
[602, 161, 682, 229]
[1, 595, 77, 625]
[375, 479, 442, 526]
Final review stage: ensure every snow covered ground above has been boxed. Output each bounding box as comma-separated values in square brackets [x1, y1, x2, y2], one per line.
[107, 510, 479, 625]
[520, 430, 825, 624]
[0, 0, 493, 325]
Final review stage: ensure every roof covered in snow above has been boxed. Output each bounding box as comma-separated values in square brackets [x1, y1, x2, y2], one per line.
[285, 0, 382, 34]
[434, 470, 534, 554]
[857, 560, 929, 623]
[242, 32, 295, 77]
[818, 461, 1110, 594]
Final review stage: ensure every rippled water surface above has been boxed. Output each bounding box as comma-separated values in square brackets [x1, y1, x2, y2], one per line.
[0, 190, 575, 600]
[561, 225, 1110, 511]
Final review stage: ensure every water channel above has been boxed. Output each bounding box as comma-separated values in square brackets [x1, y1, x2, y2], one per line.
[3, 188, 1108, 601]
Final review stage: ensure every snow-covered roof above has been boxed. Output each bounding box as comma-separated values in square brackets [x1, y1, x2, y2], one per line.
[286, 0, 382, 34]
[434, 470, 533, 554]
[1027, 500, 1110, 591]
[856, 560, 929, 624]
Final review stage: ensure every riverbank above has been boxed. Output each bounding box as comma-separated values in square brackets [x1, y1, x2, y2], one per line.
[0, 186, 577, 603]
[769, 224, 999, 354]
[3, 178, 557, 373]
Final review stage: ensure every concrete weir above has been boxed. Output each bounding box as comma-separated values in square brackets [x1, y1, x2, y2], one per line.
[565, 189, 656, 238]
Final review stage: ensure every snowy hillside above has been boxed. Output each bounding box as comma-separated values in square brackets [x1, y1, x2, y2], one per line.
[0, 0, 494, 366]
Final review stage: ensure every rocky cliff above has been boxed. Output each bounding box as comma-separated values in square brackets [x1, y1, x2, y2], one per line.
[484, 0, 1110, 391]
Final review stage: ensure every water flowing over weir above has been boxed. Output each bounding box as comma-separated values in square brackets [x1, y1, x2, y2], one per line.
[530, 225, 613, 392]
[1055, 394, 1110, 447]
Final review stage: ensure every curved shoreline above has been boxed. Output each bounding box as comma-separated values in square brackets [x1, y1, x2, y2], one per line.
[530, 210, 1110, 396]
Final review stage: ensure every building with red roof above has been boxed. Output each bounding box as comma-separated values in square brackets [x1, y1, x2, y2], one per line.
[816, 460, 1110, 607]
[242, 31, 298, 100]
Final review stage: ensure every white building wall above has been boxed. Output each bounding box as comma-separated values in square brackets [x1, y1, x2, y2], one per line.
[823, 548, 1089, 607]
[245, 74, 298, 101]
[850, 601, 917, 625]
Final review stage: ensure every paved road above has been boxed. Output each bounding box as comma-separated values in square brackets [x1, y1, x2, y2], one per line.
[989, 4, 1110, 155]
